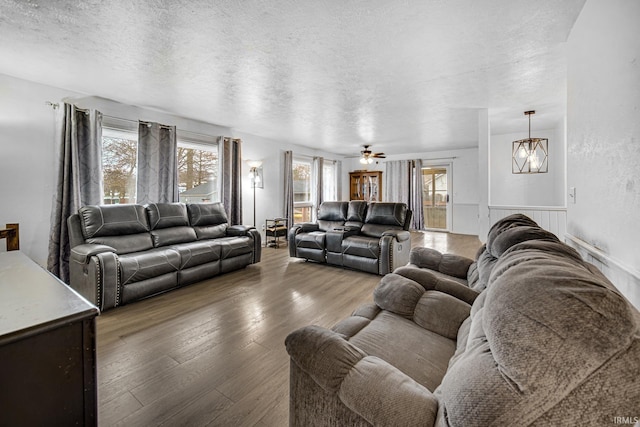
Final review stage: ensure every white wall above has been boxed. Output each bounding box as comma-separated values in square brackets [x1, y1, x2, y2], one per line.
[567, 0, 640, 307]
[0, 74, 82, 264]
[490, 124, 566, 207]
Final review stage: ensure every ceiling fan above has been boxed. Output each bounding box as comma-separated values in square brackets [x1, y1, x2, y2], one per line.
[359, 145, 386, 164]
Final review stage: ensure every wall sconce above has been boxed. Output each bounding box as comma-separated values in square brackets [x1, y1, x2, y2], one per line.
[512, 111, 548, 174]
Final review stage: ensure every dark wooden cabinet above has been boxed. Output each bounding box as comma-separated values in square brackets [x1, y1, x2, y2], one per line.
[0, 251, 99, 426]
[349, 170, 383, 201]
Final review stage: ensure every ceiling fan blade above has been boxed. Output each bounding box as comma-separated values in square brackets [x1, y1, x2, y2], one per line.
[373, 152, 385, 156]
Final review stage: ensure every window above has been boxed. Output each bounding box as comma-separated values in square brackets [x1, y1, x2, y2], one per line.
[322, 160, 338, 201]
[293, 159, 312, 222]
[177, 137, 218, 204]
[101, 119, 220, 205]
[102, 127, 138, 204]
[422, 167, 448, 229]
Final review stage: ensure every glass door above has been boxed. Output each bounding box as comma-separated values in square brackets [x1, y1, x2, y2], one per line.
[422, 167, 449, 230]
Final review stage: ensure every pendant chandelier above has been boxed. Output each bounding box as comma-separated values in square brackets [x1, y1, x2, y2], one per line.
[512, 110, 548, 174]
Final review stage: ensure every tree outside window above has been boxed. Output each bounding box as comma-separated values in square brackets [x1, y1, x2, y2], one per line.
[102, 135, 137, 204]
[177, 144, 218, 203]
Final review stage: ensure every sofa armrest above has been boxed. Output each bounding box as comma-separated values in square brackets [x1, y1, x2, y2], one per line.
[226, 224, 254, 236]
[68, 249, 120, 311]
[70, 243, 116, 264]
[378, 233, 411, 275]
[410, 247, 474, 280]
[286, 325, 438, 426]
[382, 230, 410, 242]
[288, 223, 321, 257]
[298, 222, 320, 232]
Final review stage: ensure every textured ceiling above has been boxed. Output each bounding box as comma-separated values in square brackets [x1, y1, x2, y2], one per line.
[0, 0, 585, 156]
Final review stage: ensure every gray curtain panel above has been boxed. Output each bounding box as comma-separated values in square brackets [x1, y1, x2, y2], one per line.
[336, 160, 342, 200]
[283, 150, 294, 228]
[385, 160, 412, 204]
[412, 159, 425, 229]
[219, 137, 243, 224]
[47, 103, 103, 282]
[385, 159, 424, 230]
[312, 156, 324, 221]
[137, 121, 178, 204]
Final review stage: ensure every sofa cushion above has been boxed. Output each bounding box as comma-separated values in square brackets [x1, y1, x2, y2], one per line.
[393, 267, 478, 305]
[360, 223, 404, 238]
[409, 247, 474, 280]
[170, 240, 221, 269]
[79, 204, 149, 238]
[342, 236, 380, 259]
[187, 202, 228, 226]
[349, 311, 455, 392]
[484, 213, 538, 257]
[472, 249, 497, 292]
[318, 201, 348, 221]
[346, 201, 368, 227]
[489, 225, 559, 257]
[146, 202, 189, 230]
[215, 236, 253, 259]
[85, 233, 154, 255]
[316, 202, 348, 232]
[364, 203, 406, 227]
[119, 247, 181, 285]
[193, 224, 228, 240]
[296, 232, 326, 250]
[150, 226, 197, 248]
[373, 273, 424, 319]
[413, 291, 471, 339]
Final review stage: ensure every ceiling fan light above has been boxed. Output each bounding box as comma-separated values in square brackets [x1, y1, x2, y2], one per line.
[367, 157, 373, 164]
[360, 157, 368, 164]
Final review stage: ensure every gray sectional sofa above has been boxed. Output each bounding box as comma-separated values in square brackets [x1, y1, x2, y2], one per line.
[68, 202, 261, 311]
[285, 214, 640, 426]
[288, 201, 412, 275]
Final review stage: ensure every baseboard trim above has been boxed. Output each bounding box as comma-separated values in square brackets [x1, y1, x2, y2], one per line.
[565, 233, 640, 310]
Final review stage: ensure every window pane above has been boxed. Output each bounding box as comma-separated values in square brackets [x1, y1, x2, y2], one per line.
[102, 134, 137, 204]
[177, 144, 218, 203]
[293, 160, 311, 203]
[323, 162, 336, 201]
[294, 206, 312, 223]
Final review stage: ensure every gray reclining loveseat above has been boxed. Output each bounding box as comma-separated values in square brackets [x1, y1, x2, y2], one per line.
[67, 202, 261, 311]
[288, 201, 412, 275]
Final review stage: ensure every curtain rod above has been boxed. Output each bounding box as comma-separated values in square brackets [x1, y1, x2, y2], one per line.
[103, 114, 240, 141]
[46, 101, 238, 141]
[423, 156, 458, 161]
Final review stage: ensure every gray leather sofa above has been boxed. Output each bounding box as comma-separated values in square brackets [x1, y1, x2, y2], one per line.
[288, 201, 412, 275]
[67, 202, 261, 311]
[285, 214, 640, 426]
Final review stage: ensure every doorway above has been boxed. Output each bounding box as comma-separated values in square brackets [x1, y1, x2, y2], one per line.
[422, 166, 451, 231]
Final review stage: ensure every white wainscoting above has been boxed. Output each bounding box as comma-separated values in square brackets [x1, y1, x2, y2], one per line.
[565, 234, 640, 310]
[489, 205, 567, 240]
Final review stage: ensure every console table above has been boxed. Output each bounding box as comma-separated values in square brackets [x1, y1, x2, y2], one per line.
[0, 251, 99, 426]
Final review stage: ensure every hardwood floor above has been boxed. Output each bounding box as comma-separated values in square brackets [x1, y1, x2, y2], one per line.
[96, 231, 481, 426]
